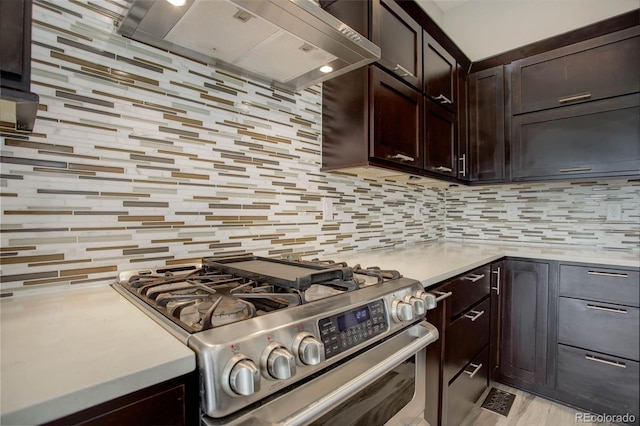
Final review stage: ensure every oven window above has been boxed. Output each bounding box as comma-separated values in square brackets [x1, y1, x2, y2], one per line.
[310, 356, 416, 426]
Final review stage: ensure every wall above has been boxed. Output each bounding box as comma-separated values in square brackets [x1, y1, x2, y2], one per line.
[446, 178, 640, 252]
[0, 0, 444, 297]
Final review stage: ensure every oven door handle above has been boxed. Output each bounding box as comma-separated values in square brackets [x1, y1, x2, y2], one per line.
[241, 320, 439, 426]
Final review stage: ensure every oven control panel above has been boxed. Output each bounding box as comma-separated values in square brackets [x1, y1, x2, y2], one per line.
[318, 299, 388, 359]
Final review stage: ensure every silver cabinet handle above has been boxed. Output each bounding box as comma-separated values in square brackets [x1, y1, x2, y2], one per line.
[585, 354, 626, 368]
[388, 153, 415, 162]
[434, 166, 453, 172]
[558, 93, 591, 104]
[587, 271, 628, 278]
[464, 310, 485, 321]
[587, 304, 627, 314]
[433, 291, 453, 303]
[462, 273, 485, 282]
[459, 154, 466, 177]
[491, 266, 501, 296]
[432, 94, 452, 104]
[392, 63, 414, 78]
[559, 167, 592, 173]
[464, 362, 483, 378]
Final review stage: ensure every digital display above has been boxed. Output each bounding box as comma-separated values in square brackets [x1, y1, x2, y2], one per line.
[337, 306, 370, 332]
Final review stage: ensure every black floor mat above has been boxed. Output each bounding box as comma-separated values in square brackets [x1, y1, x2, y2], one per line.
[481, 387, 516, 417]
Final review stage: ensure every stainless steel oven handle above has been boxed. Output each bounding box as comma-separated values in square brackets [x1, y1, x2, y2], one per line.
[246, 321, 438, 426]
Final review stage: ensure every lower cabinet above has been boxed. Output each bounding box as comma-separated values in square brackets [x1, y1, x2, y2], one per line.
[446, 346, 489, 426]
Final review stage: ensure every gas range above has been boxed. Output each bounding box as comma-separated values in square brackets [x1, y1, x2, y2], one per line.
[113, 254, 440, 424]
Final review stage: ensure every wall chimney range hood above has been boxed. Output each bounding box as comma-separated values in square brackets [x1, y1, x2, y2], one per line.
[118, 0, 381, 91]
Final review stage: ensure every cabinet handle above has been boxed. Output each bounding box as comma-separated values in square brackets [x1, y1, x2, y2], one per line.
[462, 273, 485, 283]
[392, 63, 414, 78]
[587, 271, 628, 278]
[491, 266, 501, 296]
[464, 362, 483, 378]
[586, 304, 627, 314]
[431, 94, 452, 105]
[434, 166, 453, 172]
[388, 153, 415, 162]
[463, 310, 485, 321]
[558, 93, 592, 104]
[432, 291, 453, 303]
[559, 167, 592, 173]
[459, 154, 466, 177]
[585, 354, 626, 368]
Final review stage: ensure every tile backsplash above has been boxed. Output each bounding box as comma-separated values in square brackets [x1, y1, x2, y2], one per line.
[0, 0, 444, 296]
[1, 1, 638, 297]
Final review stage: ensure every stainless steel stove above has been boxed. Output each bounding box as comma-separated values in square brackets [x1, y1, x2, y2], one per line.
[113, 254, 441, 425]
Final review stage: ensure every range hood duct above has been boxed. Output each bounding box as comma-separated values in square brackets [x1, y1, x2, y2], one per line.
[118, 0, 381, 91]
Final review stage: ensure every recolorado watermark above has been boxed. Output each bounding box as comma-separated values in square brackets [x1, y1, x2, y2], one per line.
[575, 412, 636, 423]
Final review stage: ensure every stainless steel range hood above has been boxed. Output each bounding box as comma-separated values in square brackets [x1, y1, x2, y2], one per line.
[118, 0, 381, 91]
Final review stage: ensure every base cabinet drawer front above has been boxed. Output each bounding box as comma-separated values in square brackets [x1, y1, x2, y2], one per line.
[558, 297, 639, 361]
[445, 297, 490, 382]
[446, 346, 489, 426]
[557, 344, 639, 422]
[559, 264, 640, 307]
[442, 265, 491, 319]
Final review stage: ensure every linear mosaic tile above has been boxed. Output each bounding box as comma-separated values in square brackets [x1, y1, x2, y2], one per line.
[0, 0, 444, 296]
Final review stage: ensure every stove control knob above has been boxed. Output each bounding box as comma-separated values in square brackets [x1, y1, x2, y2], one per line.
[292, 332, 324, 366]
[224, 355, 260, 396]
[417, 290, 438, 310]
[391, 299, 414, 323]
[405, 295, 426, 317]
[261, 343, 296, 380]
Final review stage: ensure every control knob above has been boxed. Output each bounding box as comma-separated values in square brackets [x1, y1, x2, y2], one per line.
[405, 294, 426, 317]
[391, 299, 414, 323]
[223, 355, 260, 396]
[292, 332, 324, 366]
[261, 343, 296, 380]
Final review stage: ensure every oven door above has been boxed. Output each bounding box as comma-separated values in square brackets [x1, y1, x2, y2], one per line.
[205, 320, 438, 426]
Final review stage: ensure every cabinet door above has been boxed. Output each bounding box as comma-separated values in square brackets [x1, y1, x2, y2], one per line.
[468, 65, 506, 182]
[0, 0, 32, 92]
[489, 261, 504, 381]
[457, 66, 469, 181]
[500, 259, 549, 386]
[512, 94, 640, 181]
[371, 67, 424, 169]
[424, 32, 457, 113]
[512, 27, 639, 115]
[424, 100, 456, 177]
[372, 0, 422, 89]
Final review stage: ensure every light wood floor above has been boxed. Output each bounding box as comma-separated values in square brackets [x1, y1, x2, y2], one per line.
[460, 382, 616, 426]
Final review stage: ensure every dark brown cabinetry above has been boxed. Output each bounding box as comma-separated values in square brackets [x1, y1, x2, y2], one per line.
[425, 265, 490, 426]
[555, 263, 639, 423]
[0, 0, 39, 131]
[423, 32, 457, 113]
[467, 66, 507, 182]
[424, 101, 456, 177]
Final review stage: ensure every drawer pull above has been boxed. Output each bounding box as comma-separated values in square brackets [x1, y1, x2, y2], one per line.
[491, 267, 501, 296]
[558, 93, 592, 104]
[433, 291, 453, 303]
[434, 166, 453, 172]
[464, 362, 483, 379]
[388, 153, 415, 162]
[559, 167, 592, 173]
[462, 273, 485, 283]
[392, 63, 414, 78]
[587, 271, 628, 278]
[432, 94, 453, 105]
[586, 304, 627, 314]
[585, 354, 626, 368]
[459, 154, 466, 177]
[464, 310, 485, 322]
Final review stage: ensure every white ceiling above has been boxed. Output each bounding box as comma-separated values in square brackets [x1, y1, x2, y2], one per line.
[417, 0, 640, 61]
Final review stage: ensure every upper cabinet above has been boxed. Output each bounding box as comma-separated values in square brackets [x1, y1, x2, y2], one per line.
[0, 0, 39, 131]
[423, 32, 457, 113]
[510, 27, 640, 181]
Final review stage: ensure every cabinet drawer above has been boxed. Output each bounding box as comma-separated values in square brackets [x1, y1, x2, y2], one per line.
[511, 94, 640, 181]
[446, 346, 489, 426]
[512, 27, 639, 115]
[558, 297, 639, 361]
[445, 297, 490, 382]
[557, 344, 639, 419]
[441, 265, 491, 319]
[559, 264, 640, 307]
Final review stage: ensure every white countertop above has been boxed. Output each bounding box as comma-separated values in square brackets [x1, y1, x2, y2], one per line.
[0, 241, 637, 425]
[0, 286, 196, 426]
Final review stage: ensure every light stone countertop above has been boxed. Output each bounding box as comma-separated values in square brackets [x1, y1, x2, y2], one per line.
[0, 285, 196, 426]
[0, 241, 637, 425]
